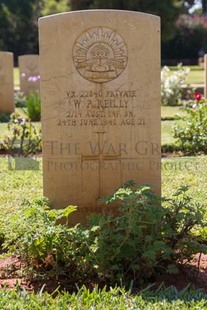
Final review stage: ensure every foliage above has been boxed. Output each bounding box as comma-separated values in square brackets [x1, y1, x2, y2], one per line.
[1, 197, 77, 264]
[14, 91, 26, 108]
[173, 98, 207, 154]
[162, 14, 207, 59]
[0, 112, 11, 123]
[1, 182, 206, 288]
[88, 183, 207, 285]
[25, 91, 41, 121]
[161, 64, 190, 106]
[70, 0, 182, 41]
[41, 0, 69, 15]
[0, 113, 42, 155]
[0, 0, 41, 61]
[0, 198, 96, 286]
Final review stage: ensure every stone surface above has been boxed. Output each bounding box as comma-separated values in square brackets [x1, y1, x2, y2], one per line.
[39, 10, 161, 225]
[18, 55, 40, 95]
[0, 52, 14, 113]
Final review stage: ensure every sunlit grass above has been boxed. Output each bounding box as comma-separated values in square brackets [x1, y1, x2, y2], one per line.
[161, 120, 176, 145]
[14, 67, 20, 89]
[168, 65, 204, 85]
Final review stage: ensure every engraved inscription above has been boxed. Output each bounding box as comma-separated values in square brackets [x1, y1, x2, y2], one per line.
[55, 88, 146, 127]
[73, 27, 127, 83]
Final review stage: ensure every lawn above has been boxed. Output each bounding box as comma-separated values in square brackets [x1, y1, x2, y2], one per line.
[161, 106, 186, 118]
[0, 285, 206, 309]
[168, 65, 204, 85]
[186, 68, 204, 84]
[161, 120, 176, 145]
[14, 67, 20, 89]
[1, 155, 206, 211]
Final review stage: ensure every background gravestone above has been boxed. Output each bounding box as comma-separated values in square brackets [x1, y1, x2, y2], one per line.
[18, 55, 40, 95]
[39, 10, 161, 225]
[0, 52, 14, 114]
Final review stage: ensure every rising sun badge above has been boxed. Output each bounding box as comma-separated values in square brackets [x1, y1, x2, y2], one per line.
[73, 27, 128, 83]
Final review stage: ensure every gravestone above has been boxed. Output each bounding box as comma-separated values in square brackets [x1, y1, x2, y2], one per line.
[0, 52, 14, 114]
[39, 10, 161, 225]
[18, 55, 40, 95]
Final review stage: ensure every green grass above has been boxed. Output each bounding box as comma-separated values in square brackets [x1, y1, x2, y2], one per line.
[14, 67, 20, 89]
[1, 155, 206, 211]
[162, 156, 207, 202]
[161, 120, 177, 145]
[168, 65, 204, 85]
[161, 106, 183, 118]
[0, 158, 42, 214]
[0, 123, 9, 137]
[0, 285, 206, 309]
[161, 106, 186, 121]
[186, 69, 204, 85]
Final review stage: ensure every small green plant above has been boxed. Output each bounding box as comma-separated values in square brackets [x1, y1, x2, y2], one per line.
[26, 91, 41, 121]
[1, 198, 77, 263]
[0, 183, 206, 288]
[173, 97, 207, 155]
[161, 64, 190, 106]
[0, 112, 42, 155]
[0, 112, 10, 123]
[0, 198, 95, 285]
[14, 91, 26, 107]
[87, 183, 207, 285]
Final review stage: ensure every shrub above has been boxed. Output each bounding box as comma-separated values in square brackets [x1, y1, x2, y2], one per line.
[26, 91, 41, 121]
[1, 198, 77, 263]
[1, 183, 206, 288]
[1, 198, 96, 285]
[161, 64, 190, 106]
[0, 112, 42, 155]
[173, 97, 207, 155]
[88, 183, 207, 285]
[14, 91, 26, 107]
[0, 112, 10, 123]
[162, 14, 207, 59]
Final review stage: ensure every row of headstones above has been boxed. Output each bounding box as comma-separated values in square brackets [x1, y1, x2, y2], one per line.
[0, 52, 39, 113]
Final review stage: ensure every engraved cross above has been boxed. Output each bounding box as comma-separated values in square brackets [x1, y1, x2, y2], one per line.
[81, 131, 122, 198]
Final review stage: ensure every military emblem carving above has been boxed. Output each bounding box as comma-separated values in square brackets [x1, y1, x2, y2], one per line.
[73, 27, 128, 83]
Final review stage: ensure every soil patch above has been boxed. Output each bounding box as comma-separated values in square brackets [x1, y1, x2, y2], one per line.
[0, 254, 207, 293]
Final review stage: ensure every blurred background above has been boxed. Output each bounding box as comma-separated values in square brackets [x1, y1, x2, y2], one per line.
[0, 0, 207, 65]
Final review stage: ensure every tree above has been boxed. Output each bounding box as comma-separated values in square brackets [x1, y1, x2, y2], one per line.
[41, 0, 69, 16]
[69, 0, 184, 41]
[0, 0, 42, 62]
[202, 0, 207, 12]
